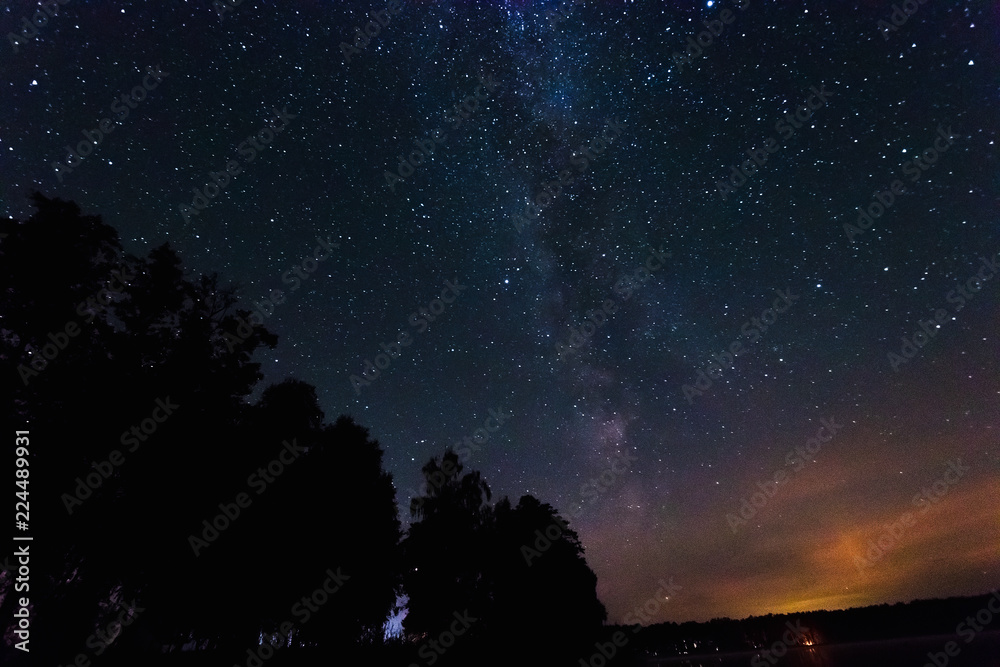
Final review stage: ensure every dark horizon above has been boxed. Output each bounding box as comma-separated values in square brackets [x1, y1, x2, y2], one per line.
[625, 590, 1000, 628]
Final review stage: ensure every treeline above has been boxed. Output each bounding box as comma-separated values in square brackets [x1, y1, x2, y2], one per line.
[625, 592, 1000, 658]
[0, 194, 605, 667]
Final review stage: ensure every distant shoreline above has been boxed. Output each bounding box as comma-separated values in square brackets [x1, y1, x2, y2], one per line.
[640, 629, 1000, 664]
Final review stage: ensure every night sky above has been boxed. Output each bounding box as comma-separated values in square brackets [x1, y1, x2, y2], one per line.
[3, 0, 999, 625]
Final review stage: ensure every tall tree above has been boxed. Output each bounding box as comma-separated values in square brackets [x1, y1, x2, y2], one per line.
[0, 193, 281, 664]
[402, 450, 494, 640]
[0, 194, 402, 664]
[488, 495, 607, 665]
[403, 451, 607, 667]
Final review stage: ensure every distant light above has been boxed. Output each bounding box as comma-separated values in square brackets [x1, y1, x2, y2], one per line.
[706, 0, 714, 5]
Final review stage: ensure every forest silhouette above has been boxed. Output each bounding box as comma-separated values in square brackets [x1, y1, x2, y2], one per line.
[2, 195, 997, 667]
[0, 194, 608, 667]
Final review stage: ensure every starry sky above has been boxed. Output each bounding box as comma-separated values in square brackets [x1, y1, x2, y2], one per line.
[3, 0, 999, 625]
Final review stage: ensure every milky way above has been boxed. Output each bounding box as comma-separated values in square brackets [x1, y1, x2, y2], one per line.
[4, 0, 999, 623]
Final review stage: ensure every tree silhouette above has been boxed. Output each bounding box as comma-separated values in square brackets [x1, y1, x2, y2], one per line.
[403, 449, 607, 667]
[488, 494, 606, 663]
[0, 194, 401, 664]
[3, 193, 606, 667]
[403, 450, 494, 640]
